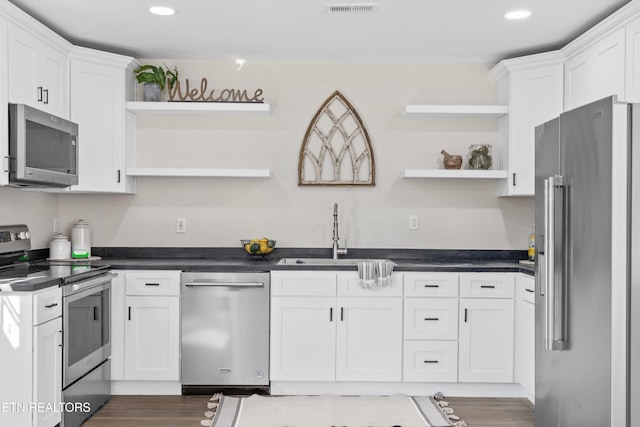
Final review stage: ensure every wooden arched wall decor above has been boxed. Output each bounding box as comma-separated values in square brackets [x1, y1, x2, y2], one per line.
[298, 91, 375, 186]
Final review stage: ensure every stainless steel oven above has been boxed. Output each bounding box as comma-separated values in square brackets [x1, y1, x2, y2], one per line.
[63, 273, 113, 386]
[62, 272, 115, 427]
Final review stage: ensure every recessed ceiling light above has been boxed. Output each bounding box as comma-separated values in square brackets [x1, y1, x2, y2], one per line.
[149, 6, 176, 16]
[504, 9, 531, 20]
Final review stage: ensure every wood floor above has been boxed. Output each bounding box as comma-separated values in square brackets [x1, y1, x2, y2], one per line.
[83, 395, 534, 427]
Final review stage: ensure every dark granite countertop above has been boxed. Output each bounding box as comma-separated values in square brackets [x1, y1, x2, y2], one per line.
[92, 247, 535, 276]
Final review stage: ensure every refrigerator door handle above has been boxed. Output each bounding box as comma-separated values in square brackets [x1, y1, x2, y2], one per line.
[544, 175, 569, 351]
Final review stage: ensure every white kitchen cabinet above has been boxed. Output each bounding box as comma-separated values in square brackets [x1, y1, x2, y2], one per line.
[515, 274, 535, 398]
[336, 297, 403, 381]
[270, 271, 403, 382]
[111, 270, 181, 387]
[403, 272, 459, 383]
[0, 286, 62, 427]
[270, 296, 337, 381]
[492, 52, 564, 196]
[564, 26, 626, 110]
[626, 15, 640, 102]
[67, 47, 137, 193]
[7, 21, 70, 118]
[124, 295, 180, 381]
[459, 297, 515, 383]
[403, 340, 458, 383]
[34, 316, 63, 427]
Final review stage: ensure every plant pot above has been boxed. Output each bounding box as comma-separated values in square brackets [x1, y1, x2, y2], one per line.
[143, 82, 162, 101]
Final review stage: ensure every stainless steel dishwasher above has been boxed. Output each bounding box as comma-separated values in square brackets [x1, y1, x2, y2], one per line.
[181, 272, 270, 393]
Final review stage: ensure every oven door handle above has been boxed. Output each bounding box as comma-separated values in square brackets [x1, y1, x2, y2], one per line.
[63, 273, 116, 297]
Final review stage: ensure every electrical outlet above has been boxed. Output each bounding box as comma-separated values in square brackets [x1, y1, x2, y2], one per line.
[409, 215, 419, 230]
[176, 218, 186, 233]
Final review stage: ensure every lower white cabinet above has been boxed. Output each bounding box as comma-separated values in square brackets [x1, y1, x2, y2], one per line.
[270, 271, 403, 382]
[403, 340, 458, 382]
[271, 270, 521, 390]
[0, 286, 62, 427]
[125, 296, 180, 380]
[270, 296, 337, 381]
[403, 272, 459, 383]
[459, 297, 515, 383]
[336, 297, 402, 381]
[515, 274, 535, 397]
[111, 270, 181, 384]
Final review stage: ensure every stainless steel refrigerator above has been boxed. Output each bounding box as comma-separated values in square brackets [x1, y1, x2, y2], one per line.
[534, 95, 638, 426]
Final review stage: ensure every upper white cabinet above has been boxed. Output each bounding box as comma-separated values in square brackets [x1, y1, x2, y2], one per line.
[625, 13, 640, 101]
[492, 52, 564, 197]
[68, 47, 137, 193]
[7, 21, 70, 118]
[564, 26, 626, 110]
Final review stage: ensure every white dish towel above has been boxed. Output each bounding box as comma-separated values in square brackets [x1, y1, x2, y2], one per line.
[357, 259, 396, 289]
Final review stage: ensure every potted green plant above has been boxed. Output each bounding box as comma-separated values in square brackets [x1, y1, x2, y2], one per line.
[134, 64, 179, 101]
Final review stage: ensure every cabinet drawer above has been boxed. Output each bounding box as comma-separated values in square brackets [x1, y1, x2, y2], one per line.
[404, 298, 458, 340]
[125, 271, 180, 296]
[403, 341, 458, 382]
[271, 271, 336, 296]
[460, 274, 515, 298]
[519, 275, 536, 304]
[33, 287, 62, 325]
[403, 273, 458, 297]
[337, 272, 403, 296]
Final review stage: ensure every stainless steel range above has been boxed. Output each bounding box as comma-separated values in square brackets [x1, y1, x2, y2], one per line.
[0, 224, 113, 427]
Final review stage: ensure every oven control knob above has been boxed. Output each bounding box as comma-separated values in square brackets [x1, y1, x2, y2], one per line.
[15, 231, 31, 240]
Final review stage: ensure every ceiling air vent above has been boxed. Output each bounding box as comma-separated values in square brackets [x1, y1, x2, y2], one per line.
[326, 3, 379, 14]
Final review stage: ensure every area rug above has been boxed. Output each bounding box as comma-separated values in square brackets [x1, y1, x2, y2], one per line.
[200, 393, 466, 427]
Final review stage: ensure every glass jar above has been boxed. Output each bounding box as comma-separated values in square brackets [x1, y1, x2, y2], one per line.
[468, 144, 493, 170]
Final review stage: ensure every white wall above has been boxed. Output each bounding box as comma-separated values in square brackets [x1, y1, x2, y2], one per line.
[0, 187, 58, 248]
[54, 60, 534, 250]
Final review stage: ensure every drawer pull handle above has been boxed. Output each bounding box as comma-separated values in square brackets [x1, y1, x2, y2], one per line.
[480, 285, 495, 289]
[525, 288, 535, 293]
[45, 303, 58, 308]
[424, 284, 440, 288]
[424, 317, 440, 321]
[424, 360, 439, 364]
[145, 282, 161, 286]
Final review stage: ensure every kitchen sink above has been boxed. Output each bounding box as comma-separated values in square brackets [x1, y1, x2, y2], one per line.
[277, 258, 395, 266]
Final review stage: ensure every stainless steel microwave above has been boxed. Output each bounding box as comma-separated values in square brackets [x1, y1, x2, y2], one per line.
[8, 103, 78, 187]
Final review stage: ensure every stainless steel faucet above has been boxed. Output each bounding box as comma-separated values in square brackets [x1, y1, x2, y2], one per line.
[332, 203, 348, 260]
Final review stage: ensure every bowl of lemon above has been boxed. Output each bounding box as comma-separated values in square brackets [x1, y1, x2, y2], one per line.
[242, 238, 276, 256]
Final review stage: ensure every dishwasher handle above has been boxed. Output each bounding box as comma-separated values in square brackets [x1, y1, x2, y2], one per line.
[184, 280, 264, 288]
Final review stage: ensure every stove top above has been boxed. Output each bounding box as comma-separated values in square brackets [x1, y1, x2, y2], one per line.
[0, 224, 111, 292]
[0, 261, 111, 292]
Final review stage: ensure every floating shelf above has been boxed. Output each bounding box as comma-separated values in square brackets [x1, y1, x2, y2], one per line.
[126, 101, 271, 116]
[402, 105, 508, 118]
[127, 168, 271, 178]
[402, 169, 508, 179]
